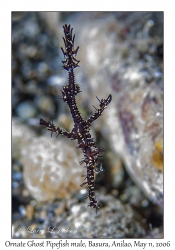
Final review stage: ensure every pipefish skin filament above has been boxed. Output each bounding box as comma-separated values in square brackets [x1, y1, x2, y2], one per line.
[40, 24, 112, 213]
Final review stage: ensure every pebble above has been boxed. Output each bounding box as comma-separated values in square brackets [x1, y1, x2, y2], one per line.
[16, 101, 37, 120]
[36, 96, 55, 114]
[13, 172, 22, 181]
